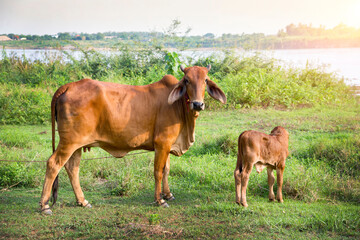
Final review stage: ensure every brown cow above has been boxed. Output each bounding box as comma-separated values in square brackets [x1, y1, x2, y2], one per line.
[234, 126, 289, 207]
[39, 65, 226, 215]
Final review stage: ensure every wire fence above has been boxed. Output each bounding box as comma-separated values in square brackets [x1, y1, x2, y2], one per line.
[0, 150, 150, 163]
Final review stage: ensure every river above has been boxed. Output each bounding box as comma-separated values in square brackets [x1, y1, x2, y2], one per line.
[2, 48, 359, 86]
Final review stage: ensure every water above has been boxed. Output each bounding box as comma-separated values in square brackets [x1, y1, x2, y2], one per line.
[2, 48, 359, 86]
[181, 48, 360, 86]
[263, 48, 360, 86]
[1, 49, 85, 62]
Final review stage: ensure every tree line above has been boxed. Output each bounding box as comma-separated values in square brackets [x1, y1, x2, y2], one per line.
[278, 23, 360, 37]
[2, 23, 360, 49]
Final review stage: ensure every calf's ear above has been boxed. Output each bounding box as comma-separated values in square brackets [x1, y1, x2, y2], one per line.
[168, 80, 186, 105]
[206, 79, 227, 104]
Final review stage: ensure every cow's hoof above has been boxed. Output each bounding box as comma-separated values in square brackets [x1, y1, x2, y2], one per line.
[163, 193, 175, 201]
[78, 200, 92, 208]
[160, 202, 169, 208]
[269, 198, 275, 202]
[157, 200, 169, 208]
[241, 202, 248, 207]
[41, 208, 53, 215]
[277, 200, 284, 203]
[84, 203, 92, 208]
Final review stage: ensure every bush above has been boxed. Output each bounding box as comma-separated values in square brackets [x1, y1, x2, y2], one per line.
[0, 48, 355, 124]
[0, 84, 52, 124]
[0, 163, 41, 188]
[213, 56, 352, 108]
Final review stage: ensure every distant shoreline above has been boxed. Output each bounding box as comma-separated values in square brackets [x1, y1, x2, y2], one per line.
[2, 47, 360, 88]
[2, 37, 360, 51]
[2, 45, 360, 51]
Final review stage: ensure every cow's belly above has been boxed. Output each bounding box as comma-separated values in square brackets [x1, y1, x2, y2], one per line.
[85, 135, 154, 158]
[83, 142, 129, 158]
[254, 160, 276, 173]
[97, 130, 154, 150]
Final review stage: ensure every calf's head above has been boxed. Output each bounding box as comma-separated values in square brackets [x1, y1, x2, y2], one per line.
[270, 126, 289, 152]
[270, 126, 289, 138]
[168, 65, 226, 111]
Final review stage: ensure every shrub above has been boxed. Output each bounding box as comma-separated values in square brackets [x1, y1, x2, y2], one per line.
[0, 48, 355, 124]
[0, 163, 41, 188]
[0, 84, 52, 124]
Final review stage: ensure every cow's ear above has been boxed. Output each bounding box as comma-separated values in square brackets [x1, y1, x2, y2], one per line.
[206, 79, 227, 104]
[168, 80, 186, 105]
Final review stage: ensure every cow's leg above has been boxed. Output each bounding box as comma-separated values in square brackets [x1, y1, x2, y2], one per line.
[234, 153, 242, 205]
[64, 149, 91, 208]
[276, 165, 285, 203]
[240, 160, 254, 207]
[267, 167, 275, 201]
[154, 146, 170, 207]
[161, 155, 175, 201]
[39, 144, 77, 215]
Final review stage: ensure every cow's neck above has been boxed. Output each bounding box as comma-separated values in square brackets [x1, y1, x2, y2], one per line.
[169, 96, 198, 156]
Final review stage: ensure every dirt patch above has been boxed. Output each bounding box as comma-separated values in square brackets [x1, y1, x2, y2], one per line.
[119, 223, 183, 238]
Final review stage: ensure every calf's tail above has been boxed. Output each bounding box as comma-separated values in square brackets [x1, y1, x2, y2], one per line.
[235, 131, 246, 204]
[236, 131, 246, 173]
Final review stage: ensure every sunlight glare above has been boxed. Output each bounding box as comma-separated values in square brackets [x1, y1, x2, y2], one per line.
[346, 1, 360, 28]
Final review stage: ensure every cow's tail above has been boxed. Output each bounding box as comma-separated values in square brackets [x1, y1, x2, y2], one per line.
[50, 85, 69, 206]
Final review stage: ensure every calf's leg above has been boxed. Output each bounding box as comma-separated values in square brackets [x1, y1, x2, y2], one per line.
[234, 153, 242, 204]
[276, 166, 285, 203]
[64, 149, 91, 208]
[267, 167, 275, 201]
[240, 161, 254, 207]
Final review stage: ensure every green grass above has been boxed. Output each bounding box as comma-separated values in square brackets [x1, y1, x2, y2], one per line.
[0, 106, 359, 239]
[1, 188, 359, 239]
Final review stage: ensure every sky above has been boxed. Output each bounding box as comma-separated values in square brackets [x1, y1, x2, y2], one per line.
[0, 0, 360, 36]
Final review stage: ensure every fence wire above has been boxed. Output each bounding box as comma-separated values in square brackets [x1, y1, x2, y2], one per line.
[0, 151, 150, 163]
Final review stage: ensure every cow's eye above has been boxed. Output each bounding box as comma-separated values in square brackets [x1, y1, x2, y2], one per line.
[184, 79, 189, 84]
[205, 79, 208, 84]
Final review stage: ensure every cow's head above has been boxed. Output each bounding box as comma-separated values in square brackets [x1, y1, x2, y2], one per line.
[168, 65, 226, 111]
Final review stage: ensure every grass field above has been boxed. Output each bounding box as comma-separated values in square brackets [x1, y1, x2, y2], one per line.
[0, 106, 359, 239]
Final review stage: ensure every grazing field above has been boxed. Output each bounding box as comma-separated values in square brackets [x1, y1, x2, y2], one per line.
[0, 45, 359, 238]
[1, 106, 359, 239]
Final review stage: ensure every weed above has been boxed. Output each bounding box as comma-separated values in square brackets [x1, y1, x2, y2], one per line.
[148, 214, 160, 225]
[164, 51, 182, 76]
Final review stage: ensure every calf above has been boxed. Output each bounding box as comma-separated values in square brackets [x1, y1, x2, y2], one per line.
[234, 126, 289, 207]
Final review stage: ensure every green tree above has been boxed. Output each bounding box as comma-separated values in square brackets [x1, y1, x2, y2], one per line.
[204, 33, 215, 39]
[58, 32, 71, 40]
[95, 33, 105, 40]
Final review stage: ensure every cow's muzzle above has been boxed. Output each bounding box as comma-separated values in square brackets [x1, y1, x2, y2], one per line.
[191, 101, 205, 111]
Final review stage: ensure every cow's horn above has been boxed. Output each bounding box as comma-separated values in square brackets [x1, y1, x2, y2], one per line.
[180, 65, 186, 72]
[206, 64, 211, 71]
